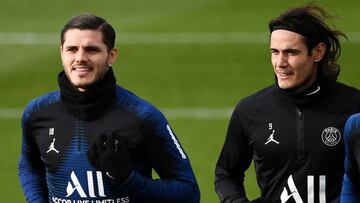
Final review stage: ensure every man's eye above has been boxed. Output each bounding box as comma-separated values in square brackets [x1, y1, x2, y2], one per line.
[66, 47, 77, 52]
[288, 52, 298, 56]
[87, 48, 100, 53]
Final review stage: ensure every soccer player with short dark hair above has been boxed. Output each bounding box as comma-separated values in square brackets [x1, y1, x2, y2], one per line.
[215, 4, 360, 203]
[18, 13, 200, 203]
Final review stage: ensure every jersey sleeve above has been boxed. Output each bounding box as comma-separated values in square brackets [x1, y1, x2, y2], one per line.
[341, 113, 360, 202]
[18, 104, 48, 202]
[114, 87, 199, 202]
[215, 104, 253, 203]
[116, 107, 200, 203]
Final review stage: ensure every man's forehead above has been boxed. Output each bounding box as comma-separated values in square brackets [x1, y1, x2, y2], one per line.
[63, 29, 104, 46]
[270, 29, 307, 49]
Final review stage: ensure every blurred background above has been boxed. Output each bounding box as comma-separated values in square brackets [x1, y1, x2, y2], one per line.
[0, 0, 359, 202]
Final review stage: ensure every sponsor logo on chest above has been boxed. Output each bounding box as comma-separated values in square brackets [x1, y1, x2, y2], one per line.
[280, 175, 326, 203]
[51, 171, 130, 203]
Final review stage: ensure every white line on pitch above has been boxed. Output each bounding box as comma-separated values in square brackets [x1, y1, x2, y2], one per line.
[0, 107, 233, 120]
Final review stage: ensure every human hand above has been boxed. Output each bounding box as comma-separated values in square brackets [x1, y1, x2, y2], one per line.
[87, 133, 132, 185]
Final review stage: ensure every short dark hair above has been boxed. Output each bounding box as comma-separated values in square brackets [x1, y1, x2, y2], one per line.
[269, 4, 346, 81]
[61, 13, 116, 51]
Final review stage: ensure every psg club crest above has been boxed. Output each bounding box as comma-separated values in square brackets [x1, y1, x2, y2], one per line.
[321, 127, 341, 146]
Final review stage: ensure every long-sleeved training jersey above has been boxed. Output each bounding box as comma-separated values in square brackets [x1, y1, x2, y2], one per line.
[215, 80, 360, 203]
[18, 83, 200, 203]
[341, 113, 360, 202]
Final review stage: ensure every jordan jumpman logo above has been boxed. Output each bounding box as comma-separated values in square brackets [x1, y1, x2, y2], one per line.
[47, 138, 59, 153]
[265, 130, 280, 145]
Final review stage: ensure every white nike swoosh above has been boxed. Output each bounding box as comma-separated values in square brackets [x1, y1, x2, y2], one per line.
[307, 86, 320, 96]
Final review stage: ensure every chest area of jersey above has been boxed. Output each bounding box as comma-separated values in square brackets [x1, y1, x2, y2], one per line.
[30, 112, 144, 171]
[248, 109, 346, 161]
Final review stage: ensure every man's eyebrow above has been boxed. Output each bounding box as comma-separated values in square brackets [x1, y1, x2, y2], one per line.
[283, 48, 300, 53]
[83, 45, 102, 51]
[270, 48, 300, 53]
[63, 45, 102, 51]
[64, 45, 77, 49]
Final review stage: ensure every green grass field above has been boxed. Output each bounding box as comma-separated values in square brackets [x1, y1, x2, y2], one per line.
[0, 0, 359, 202]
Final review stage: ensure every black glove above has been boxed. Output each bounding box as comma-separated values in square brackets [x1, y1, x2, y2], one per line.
[87, 133, 132, 185]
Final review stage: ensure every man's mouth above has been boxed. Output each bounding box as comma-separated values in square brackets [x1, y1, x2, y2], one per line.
[277, 69, 293, 79]
[73, 66, 92, 72]
[71, 65, 93, 77]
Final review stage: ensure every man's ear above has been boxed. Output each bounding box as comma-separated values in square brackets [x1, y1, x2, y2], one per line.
[312, 43, 326, 62]
[60, 46, 64, 60]
[108, 47, 118, 65]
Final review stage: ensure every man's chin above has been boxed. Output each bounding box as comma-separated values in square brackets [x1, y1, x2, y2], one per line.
[69, 81, 91, 92]
[278, 82, 293, 90]
[278, 82, 307, 93]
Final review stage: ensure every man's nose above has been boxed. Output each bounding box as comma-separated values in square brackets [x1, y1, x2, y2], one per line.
[277, 53, 288, 68]
[75, 49, 86, 62]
